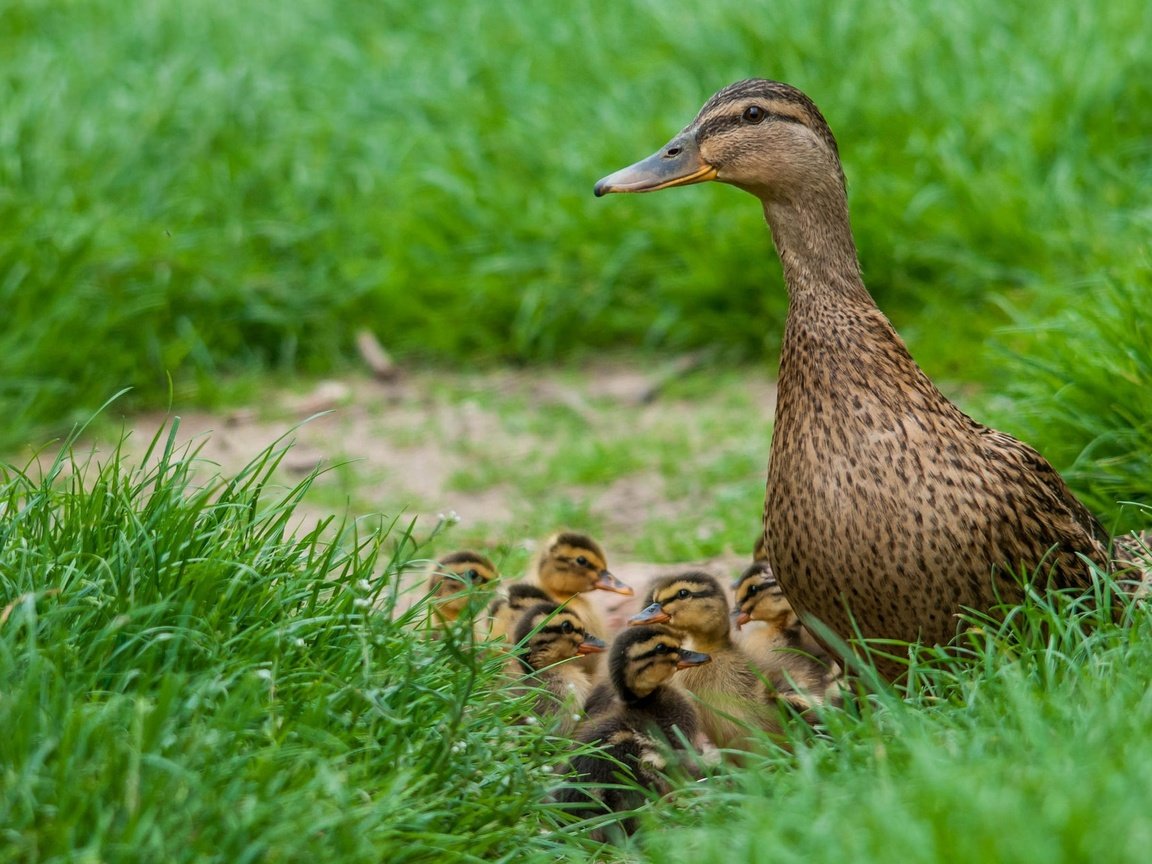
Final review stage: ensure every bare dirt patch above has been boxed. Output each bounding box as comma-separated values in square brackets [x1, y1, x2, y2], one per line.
[85, 361, 778, 615]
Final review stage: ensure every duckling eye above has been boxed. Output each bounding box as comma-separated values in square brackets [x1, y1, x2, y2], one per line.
[747, 584, 760, 596]
[742, 105, 766, 124]
[677, 588, 691, 600]
[465, 569, 479, 582]
[575, 555, 590, 567]
[654, 643, 669, 654]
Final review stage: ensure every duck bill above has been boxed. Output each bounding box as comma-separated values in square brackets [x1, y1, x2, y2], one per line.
[576, 634, 608, 655]
[628, 602, 671, 626]
[676, 649, 712, 669]
[594, 133, 717, 197]
[594, 569, 634, 596]
[732, 610, 752, 630]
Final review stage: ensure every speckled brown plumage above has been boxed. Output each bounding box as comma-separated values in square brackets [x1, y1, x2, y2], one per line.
[595, 78, 1145, 682]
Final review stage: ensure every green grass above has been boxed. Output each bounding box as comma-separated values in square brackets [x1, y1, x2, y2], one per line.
[7, 422, 1151, 862]
[0, 424, 587, 862]
[3, 0, 1151, 449]
[638, 582, 1152, 864]
[4, 352, 1150, 860]
[984, 262, 1152, 530]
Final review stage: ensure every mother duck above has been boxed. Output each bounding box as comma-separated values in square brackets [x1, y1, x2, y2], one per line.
[595, 79, 1145, 681]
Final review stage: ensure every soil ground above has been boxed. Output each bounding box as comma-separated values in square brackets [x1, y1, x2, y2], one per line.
[113, 361, 778, 626]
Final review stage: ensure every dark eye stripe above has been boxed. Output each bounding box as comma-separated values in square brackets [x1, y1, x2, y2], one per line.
[538, 622, 582, 636]
[696, 110, 804, 141]
[657, 587, 713, 603]
[634, 642, 678, 661]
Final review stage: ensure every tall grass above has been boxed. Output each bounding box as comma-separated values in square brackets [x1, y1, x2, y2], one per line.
[3, 0, 1151, 448]
[2, 409, 1150, 860]
[0, 425, 578, 862]
[636, 577, 1152, 864]
[987, 260, 1152, 530]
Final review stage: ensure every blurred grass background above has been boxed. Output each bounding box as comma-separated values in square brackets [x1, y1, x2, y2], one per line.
[3, 0, 1150, 517]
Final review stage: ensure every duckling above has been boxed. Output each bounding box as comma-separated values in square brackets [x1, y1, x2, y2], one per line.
[424, 550, 499, 628]
[732, 560, 843, 709]
[595, 79, 1150, 681]
[509, 602, 606, 734]
[554, 625, 709, 842]
[630, 571, 782, 751]
[484, 582, 553, 645]
[529, 531, 633, 674]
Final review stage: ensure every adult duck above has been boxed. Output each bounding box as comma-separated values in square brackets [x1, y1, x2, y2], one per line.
[595, 79, 1143, 681]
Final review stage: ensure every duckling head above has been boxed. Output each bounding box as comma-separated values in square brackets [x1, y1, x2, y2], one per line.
[427, 550, 499, 623]
[513, 602, 607, 673]
[731, 560, 792, 630]
[487, 582, 551, 621]
[628, 571, 732, 644]
[594, 79, 844, 205]
[507, 582, 552, 611]
[610, 625, 711, 702]
[535, 532, 632, 600]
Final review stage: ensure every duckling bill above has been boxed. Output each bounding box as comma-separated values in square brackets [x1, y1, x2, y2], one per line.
[732, 560, 843, 709]
[529, 531, 632, 675]
[630, 571, 784, 751]
[510, 602, 606, 734]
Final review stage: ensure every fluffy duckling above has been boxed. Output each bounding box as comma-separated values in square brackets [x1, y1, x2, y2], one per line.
[529, 531, 633, 674]
[630, 571, 782, 751]
[509, 602, 606, 734]
[485, 582, 553, 645]
[424, 550, 499, 628]
[732, 561, 843, 709]
[554, 625, 709, 842]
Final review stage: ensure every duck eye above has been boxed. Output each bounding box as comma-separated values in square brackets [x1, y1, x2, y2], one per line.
[748, 584, 760, 595]
[677, 588, 690, 600]
[742, 105, 766, 124]
[654, 643, 669, 654]
[575, 555, 589, 567]
[465, 569, 479, 582]
[561, 620, 574, 634]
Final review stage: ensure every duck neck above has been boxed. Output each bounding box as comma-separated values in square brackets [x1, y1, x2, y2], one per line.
[689, 629, 731, 655]
[764, 175, 936, 410]
[620, 682, 663, 709]
[761, 177, 872, 309]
